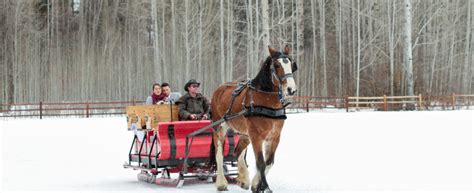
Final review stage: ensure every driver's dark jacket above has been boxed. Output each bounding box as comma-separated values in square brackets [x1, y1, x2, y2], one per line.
[175, 93, 210, 120]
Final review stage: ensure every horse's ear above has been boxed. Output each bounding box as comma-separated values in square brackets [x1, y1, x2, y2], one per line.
[283, 45, 291, 55]
[268, 46, 278, 58]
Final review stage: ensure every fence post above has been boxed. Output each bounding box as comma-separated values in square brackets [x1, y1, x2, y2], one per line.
[383, 95, 387, 111]
[86, 102, 90, 118]
[306, 97, 309, 112]
[132, 99, 136, 106]
[452, 93, 456, 110]
[345, 96, 349, 112]
[418, 94, 423, 110]
[39, 101, 43, 119]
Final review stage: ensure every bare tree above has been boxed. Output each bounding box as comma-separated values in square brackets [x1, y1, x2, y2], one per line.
[219, 0, 225, 83]
[319, 0, 328, 96]
[261, 0, 270, 48]
[296, 0, 304, 93]
[387, 0, 396, 96]
[356, 0, 361, 100]
[151, 0, 162, 83]
[403, 0, 414, 96]
[462, 0, 472, 94]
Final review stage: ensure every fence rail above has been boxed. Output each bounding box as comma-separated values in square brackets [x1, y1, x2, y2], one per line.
[1, 94, 473, 119]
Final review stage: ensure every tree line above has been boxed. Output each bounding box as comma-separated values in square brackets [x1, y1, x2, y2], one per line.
[0, 0, 472, 105]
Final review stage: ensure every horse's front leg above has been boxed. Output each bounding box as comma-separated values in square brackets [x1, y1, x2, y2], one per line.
[262, 128, 282, 179]
[214, 124, 229, 191]
[250, 135, 272, 193]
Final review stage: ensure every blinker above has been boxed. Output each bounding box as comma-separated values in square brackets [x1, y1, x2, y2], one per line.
[292, 62, 298, 72]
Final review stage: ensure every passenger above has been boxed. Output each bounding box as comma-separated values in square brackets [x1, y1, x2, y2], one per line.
[176, 79, 210, 120]
[145, 83, 167, 105]
[161, 82, 182, 103]
[161, 82, 171, 97]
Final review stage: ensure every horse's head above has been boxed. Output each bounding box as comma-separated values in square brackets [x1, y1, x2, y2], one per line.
[268, 45, 298, 97]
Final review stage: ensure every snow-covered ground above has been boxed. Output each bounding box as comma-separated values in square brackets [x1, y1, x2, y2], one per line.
[1, 110, 473, 193]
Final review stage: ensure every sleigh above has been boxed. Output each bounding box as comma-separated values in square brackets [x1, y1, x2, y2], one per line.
[123, 105, 239, 187]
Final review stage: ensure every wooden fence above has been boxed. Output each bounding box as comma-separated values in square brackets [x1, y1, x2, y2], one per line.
[0, 100, 145, 119]
[278, 94, 474, 112]
[345, 94, 474, 111]
[1, 94, 473, 119]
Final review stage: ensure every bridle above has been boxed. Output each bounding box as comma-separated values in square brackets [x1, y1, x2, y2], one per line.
[269, 54, 297, 104]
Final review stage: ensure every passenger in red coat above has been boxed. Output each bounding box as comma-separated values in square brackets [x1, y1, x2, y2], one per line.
[145, 83, 167, 105]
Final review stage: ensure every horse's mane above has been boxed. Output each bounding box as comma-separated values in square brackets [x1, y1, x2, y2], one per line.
[251, 56, 275, 92]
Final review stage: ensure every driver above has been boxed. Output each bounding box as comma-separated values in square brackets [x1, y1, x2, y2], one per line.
[175, 79, 210, 120]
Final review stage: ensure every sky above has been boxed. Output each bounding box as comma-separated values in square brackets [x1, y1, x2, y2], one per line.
[1, 110, 473, 193]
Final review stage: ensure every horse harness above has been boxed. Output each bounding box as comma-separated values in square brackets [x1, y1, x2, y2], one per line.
[223, 80, 288, 122]
[221, 53, 298, 122]
[185, 53, 296, 135]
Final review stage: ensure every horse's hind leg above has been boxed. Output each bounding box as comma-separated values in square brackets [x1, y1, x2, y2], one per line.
[234, 135, 250, 190]
[213, 123, 229, 191]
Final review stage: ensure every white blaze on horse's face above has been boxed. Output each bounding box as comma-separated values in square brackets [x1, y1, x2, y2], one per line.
[277, 58, 297, 97]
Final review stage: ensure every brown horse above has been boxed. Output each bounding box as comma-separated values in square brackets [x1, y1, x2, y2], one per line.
[211, 45, 298, 193]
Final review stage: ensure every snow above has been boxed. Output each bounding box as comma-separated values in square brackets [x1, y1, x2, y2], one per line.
[1, 110, 473, 193]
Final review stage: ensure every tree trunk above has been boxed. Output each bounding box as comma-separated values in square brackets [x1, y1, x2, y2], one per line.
[161, 0, 167, 81]
[403, 0, 414, 96]
[351, 0, 356, 95]
[198, 0, 203, 81]
[296, 0, 304, 94]
[356, 0, 361, 101]
[311, 0, 318, 96]
[387, 0, 396, 96]
[227, 1, 233, 81]
[319, 0, 327, 96]
[7, 45, 14, 105]
[261, 0, 270, 48]
[246, 0, 253, 78]
[220, 0, 225, 83]
[462, 0, 472, 94]
[170, 0, 176, 82]
[336, 0, 343, 96]
[151, 0, 161, 82]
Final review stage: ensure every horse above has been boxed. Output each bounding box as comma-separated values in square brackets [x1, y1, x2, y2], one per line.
[211, 45, 298, 193]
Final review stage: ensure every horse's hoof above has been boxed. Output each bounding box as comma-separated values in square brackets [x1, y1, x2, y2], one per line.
[252, 190, 272, 193]
[251, 186, 258, 193]
[236, 181, 249, 190]
[217, 186, 228, 191]
[252, 188, 272, 193]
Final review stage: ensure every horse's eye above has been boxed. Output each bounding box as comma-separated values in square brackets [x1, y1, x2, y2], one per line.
[275, 64, 281, 69]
